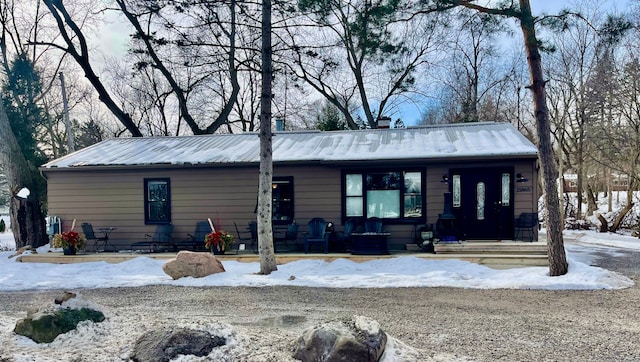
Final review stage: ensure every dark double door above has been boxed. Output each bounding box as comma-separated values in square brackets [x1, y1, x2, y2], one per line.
[449, 167, 514, 240]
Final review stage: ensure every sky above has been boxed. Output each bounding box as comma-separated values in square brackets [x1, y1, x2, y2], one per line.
[0, 214, 636, 292]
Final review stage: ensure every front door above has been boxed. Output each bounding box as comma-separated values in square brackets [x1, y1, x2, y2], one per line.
[450, 168, 514, 240]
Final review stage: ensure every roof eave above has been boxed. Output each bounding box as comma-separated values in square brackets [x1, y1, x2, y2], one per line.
[40, 152, 538, 172]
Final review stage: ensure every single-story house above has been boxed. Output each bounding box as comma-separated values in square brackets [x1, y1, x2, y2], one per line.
[40, 121, 540, 251]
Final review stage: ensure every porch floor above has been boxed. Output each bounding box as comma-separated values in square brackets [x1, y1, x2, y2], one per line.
[17, 240, 549, 269]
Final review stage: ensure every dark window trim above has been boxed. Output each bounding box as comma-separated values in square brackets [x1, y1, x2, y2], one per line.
[144, 178, 171, 225]
[341, 169, 425, 225]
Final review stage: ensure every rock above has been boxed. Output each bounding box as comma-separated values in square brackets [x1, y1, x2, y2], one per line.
[9, 245, 35, 258]
[13, 292, 106, 343]
[55, 291, 77, 305]
[131, 327, 226, 362]
[14, 307, 105, 343]
[293, 315, 387, 362]
[162, 251, 225, 280]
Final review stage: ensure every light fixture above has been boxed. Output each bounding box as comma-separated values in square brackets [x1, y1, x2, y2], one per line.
[516, 173, 528, 183]
[441, 175, 450, 183]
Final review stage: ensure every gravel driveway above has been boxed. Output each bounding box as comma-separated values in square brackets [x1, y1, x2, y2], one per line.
[1, 242, 639, 361]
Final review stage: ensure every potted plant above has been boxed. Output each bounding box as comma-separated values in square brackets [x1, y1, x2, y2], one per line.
[204, 230, 235, 255]
[53, 230, 86, 255]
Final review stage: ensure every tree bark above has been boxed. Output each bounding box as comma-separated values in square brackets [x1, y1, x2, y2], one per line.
[596, 213, 608, 233]
[517, 0, 568, 275]
[0, 101, 47, 248]
[609, 181, 636, 232]
[258, 0, 277, 274]
[585, 183, 598, 216]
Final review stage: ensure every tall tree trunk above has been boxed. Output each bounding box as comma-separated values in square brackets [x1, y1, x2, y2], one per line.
[0, 101, 47, 248]
[258, 0, 277, 274]
[585, 183, 598, 216]
[518, 0, 568, 275]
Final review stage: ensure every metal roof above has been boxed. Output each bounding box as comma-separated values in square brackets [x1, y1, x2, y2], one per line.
[41, 122, 538, 169]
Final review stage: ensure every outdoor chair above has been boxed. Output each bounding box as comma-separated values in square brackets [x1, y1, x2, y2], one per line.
[235, 221, 257, 253]
[364, 217, 383, 233]
[274, 222, 299, 252]
[81, 222, 110, 252]
[176, 221, 212, 251]
[304, 217, 329, 254]
[514, 212, 539, 242]
[132, 224, 174, 252]
[333, 218, 360, 252]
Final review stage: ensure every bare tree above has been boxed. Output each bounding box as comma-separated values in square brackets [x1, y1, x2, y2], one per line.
[40, 0, 143, 137]
[258, 0, 277, 274]
[439, 9, 511, 123]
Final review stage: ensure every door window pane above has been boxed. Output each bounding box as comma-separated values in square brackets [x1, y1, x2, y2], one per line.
[501, 173, 510, 206]
[476, 182, 485, 220]
[452, 175, 461, 207]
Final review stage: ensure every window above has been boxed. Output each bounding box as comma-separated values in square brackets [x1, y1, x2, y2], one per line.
[344, 170, 423, 222]
[452, 174, 461, 208]
[501, 173, 510, 206]
[476, 182, 485, 220]
[144, 178, 171, 224]
[272, 177, 294, 224]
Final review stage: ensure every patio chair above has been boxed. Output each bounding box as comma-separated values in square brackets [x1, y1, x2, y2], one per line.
[81, 222, 110, 252]
[304, 217, 329, 254]
[333, 218, 360, 252]
[274, 222, 299, 252]
[364, 217, 383, 233]
[235, 221, 257, 253]
[514, 213, 539, 242]
[132, 224, 174, 252]
[176, 221, 212, 251]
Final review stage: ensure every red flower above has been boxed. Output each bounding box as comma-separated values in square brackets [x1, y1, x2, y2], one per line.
[204, 230, 234, 251]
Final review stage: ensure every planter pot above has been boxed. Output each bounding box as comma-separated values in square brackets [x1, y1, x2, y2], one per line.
[63, 247, 76, 256]
[212, 248, 225, 255]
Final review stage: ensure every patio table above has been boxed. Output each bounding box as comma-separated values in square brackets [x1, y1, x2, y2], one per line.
[350, 232, 390, 255]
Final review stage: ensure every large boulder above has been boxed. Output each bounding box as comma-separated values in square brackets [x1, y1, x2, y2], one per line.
[13, 292, 105, 343]
[293, 315, 387, 362]
[131, 327, 226, 362]
[162, 251, 225, 280]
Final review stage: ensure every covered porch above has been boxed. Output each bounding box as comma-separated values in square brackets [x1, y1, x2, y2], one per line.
[17, 240, 549, 269]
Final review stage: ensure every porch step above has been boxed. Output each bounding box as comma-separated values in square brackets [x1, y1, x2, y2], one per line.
[434, 241, 547, 255]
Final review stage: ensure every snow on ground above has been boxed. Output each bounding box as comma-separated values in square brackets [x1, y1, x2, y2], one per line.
[0, 220, 636, 291]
